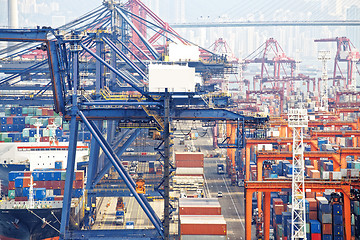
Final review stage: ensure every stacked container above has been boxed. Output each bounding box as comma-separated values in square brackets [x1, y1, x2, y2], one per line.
[332, 201, 344, 240]
[316, 197, 332, 239]
[178, 198, 226, 239]
[175, 152, 204, 176]
[7, 170, 84, 201]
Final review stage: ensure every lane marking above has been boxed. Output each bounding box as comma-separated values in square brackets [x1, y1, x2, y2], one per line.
[216, 159, 245, 231]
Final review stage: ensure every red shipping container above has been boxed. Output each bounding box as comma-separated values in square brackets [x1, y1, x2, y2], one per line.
[44, 181, 53, 189]
[48, 118, 55, 125]
[75, 171, 84, 180]
[23, 172, 32, 177]
[322, 223, 332, 235]
[311, 233, 321, 240]
[306, 198, 317, 211]
[40, 137, 49, 142]
[61, 189, 64, 195]
[175, 152, 204, 161]
[274, 204, 284, 215]
[35, 181, 45, 188]
[273, 198, 283, 205]
[8, 181, 15, 190]
[42, 108, 48, 116]
[54, 196, 63, 201]
[6, 117, 13, 124]
[60, 181, 65, 189]
[180, 215, 226, 235]
[306, 192, 316, 198]
[52, 181, 62, 189]
[176, 159, 204, 168]
[15, 196, 27, 201]
[179, 206, 221, 215]
[309, 211, 317, 220]
[73, 180, 84, 189]
[149, 167, 155, 174]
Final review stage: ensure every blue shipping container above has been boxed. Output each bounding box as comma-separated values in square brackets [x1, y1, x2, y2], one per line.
[309, 220, 321, 233]
[333, 214, 343, 225]
[53, 189, 62, 195]
[333, 225, 344, 235]
[9, 171, 24, 181]
[332, 204, 343, 215]
[15, 187, 23, 197]
[319, 200, 331, 213]
[322, 234, 332, 240]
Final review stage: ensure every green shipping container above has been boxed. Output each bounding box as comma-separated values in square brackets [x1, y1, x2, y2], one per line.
[276, 224, 283, 237]
[54, 117, 62, 126]
[306, 223, 310, 233]
[30, 118, 37, 125]
[22, 107, 28, 115]
[61, 172, 66, 180]
[42, 118, 48, 127]
[354, 162, 360, 170]
[25, 116, 32, 124]
[36, 108, 42, 116]
[8, 190, 15, 199]
[22, 129, 30, 137]
[63, 123, 69, 131]
[29, 137, 36, 142]
[4, 108, 11, 116]
[4, 137, 12, 142]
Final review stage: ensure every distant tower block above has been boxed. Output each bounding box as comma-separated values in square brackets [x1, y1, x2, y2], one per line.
[7, 0, 19, 54]
[8, 0, 19, 28]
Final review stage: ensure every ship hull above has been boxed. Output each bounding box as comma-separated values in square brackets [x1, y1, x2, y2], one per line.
[0, 198, 83, 240]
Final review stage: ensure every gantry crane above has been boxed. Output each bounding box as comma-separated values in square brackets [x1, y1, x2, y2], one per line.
[288, 109, 308, 240]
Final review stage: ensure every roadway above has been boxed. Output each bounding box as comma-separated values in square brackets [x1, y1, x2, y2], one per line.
[93, 197, 162, 230]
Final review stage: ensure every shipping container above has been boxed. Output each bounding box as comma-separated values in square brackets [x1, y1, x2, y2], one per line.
[180, 215, 227, 236]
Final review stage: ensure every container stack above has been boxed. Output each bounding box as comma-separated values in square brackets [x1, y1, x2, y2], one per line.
[175, 152, 204, 176]
[178, 198, 227, 239]
[317, 196, 332, 240]
[0, 106, 91, 143]
[272, 198, 285, 240]
[7, 170, 84, 201]
[173, 152, 205, 192]
[332, 201, 344, 240]
[352, 200, 359, 239]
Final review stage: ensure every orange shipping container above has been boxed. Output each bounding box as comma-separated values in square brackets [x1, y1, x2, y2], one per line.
[75, 171, 84, 180]
[322, 223, 332, 235]
[180, 206, 221, 215]
[176, 159, 203, 168]
[310, 170, 320, 179]
[180, 215, 227, 235]
[175, 152, 204, 161]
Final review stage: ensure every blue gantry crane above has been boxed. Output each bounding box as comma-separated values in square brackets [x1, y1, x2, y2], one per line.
[0, 1, 268, 239]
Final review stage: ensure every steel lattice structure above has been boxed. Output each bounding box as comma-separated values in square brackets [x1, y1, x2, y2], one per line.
[288, 109, 308, 240]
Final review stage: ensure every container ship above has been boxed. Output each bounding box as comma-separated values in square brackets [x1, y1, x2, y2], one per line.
[0, 106, 88, 239]
[0, 169, 85, 240]
[0, 106, 90, 191]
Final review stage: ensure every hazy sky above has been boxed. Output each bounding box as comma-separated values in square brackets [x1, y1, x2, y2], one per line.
[1, 0, 360, 28]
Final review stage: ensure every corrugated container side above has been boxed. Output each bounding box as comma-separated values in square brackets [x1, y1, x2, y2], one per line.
[179, 206, 221, 215]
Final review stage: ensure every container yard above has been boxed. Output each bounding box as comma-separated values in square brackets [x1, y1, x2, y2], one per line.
[1, 0, 360, 240]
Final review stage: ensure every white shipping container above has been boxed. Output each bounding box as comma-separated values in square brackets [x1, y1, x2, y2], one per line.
[341, 168, 348, 178]
[149, 64, 197, 92]
[176, 167, 204, 176]
[321, 171, 330, 180]
[332, 171, 342, 180]
[351, 169, 360, 177]
[168, 43, 200, 62]
[257, 144, 273, 151]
